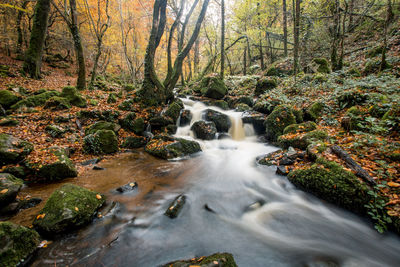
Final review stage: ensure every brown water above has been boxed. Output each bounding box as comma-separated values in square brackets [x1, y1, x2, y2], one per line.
[10, 99, 400, 267]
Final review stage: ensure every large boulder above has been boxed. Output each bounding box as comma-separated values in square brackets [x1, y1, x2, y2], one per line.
[122, 136, 147, 149]
[11, 91, 59, 109]
[200, 75, 228, 99]
[0, 173, 23, 208]
[179, 109, 192, 126]
[288, 159, 371, 214]
[191, 121, 217, 140]
[241, 111, 267, 135]
[165, 102, 183, 123]
[204, 109, 231, 132]
[33, 184, 105, 234]
[278, 130, 328, 150]
[43, 96, 71, 110]
[83, 130, 119, 154]
[163, 252, 238, 267]
[0, 222, 40, 266]
[254, 78, 277, 96]
[312, 58, 331, 73]
[149, 115, 174, 131]
[60, 86, 87, 108]
[0, 133, 33, 166]
[283, 121, 317, 135]
[37, 147, 78, 181]
[145, 135, 201, 160]
[264, 105, 296, 141]
[0, 90, 20, 109]
[304, 102, 325, 121]
[85, 121, 121, 135]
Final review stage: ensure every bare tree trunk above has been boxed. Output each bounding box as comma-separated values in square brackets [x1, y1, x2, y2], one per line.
[331, 0, 341, 71]
[283, 0, 288, 57]
[16, 1, 29, 58]
[23, 0, 51, 78]
[243, 47, 247, 75]
[220, 0, 225, 79]
[194, 38, 200, 74]
[381, 0, 392, 71]
[338, 1, 348, 70]
[349, 0, 354, 29]
[293, 0, 300, 76]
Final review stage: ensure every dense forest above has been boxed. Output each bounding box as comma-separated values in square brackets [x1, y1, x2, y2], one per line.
[0, 0, 400, 266]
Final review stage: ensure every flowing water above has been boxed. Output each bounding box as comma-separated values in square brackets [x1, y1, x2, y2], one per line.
[12, 98, 400, 267]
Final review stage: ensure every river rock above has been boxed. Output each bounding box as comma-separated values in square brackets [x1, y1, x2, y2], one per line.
[264, 105, 296, 142]
[37, 147, 78, 181]
[33, 184, 105, 234]
[0, 222, 40, 266]
[278, 130, 328, 150]
[0, 133, 33, 166]
[145, 135, 201, 160]
[85, 121, 121, 135]
[179, 109, 192, 126]
[241, 111, 266, 134]
[116, 182, 137, 193]
[163, 252, 238, 267]
[200, 75, 228, 100]
[191, 121, 217, 140]
[0, 173, 23, 208]
[119, 112, 136, 131]
[165, 102, 183, 123]
[83, 130, 119, 154]
[122, 136, 147, 149]
[149, 115, 174, 131]
[204, 109, 231, 133]
[165, 194, 186, 219]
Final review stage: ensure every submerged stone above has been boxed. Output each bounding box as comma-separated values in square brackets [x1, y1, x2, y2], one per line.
[164, 194, 186, 219]
[163, 252, 238, 267]
[116, 182, 137, 193]
[33, 184, 105, 234]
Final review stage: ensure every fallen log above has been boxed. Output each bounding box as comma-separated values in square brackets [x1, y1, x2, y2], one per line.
[331, 145, 376, 186]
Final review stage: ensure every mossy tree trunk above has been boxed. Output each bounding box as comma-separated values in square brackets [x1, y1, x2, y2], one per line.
[293, 0, 300, 76]
[220, 0, 225, 79]
[70, 0, 86, 90]
[16, 1, 29, 57]
[23, 0, 51, 79]
[380, 0, 392, 71]
[282, 0, 288, 57]
[139, 0, 209, 105]
[330, 0, 341, 71]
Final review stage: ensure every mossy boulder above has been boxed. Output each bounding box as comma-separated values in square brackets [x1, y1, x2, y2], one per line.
[165, 102, 183, 123]
[0, 173, 23, 208]
[364, 59, 391, 75]
[43, 96, 71, 110]
[204, 109, 231, 132]
[338, 90, 368, 109]
[145, 135, 201, 160]
[149, 115, 174, 131]
[85, 121, 121, 135]
[33, 184, 105, 234]
[11, 91, 59, 109]
[0, 133, 33, 166]
[37, 147, 78, 181]
[264, 105, 296, 141]
[287, 159, 371, 214]
[60, 86, 87, 108]
[254, 78, 277, 96]
[283, 121, 317, 134]
[191, 121, 217, 140]
[45, 125, 66, 138]
[83, 130, 119, 154]
[0, 90, 20, 109]
[235, 103, 251, 112]
[0, 222, 40, 266]
[122, 136, 147, 149]
[241, 111, 267, 134]
[312, 58, 331, 73]
[382, 104, 400, 132]
[118, 99, 135, 111]
[179, 109, 192, 126]
[0, 117, 19, 126]
[213, 100, 229, 110]
[278, 130, 328, 150]
[119, 112, 137, 131]
[200, 75, 228, 99]
[253, 98, 282, 115]
[305, 102, 325, 121]
[163, 252, 238, 267]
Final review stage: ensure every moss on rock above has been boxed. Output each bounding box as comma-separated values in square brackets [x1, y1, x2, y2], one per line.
[163, 252, 238, 267]
[43, 96, 71, 110]
[165, 102, 183, 123]
[200, 75, 228, 99]
[0, 133, 33, 166]
[145, 135, 201, 160]
[0, 90, 20, 109]
[0, 222, 40, 266]
[83, 130, 119, 154]
[254, 78, 277, 96]
[33, 184, 105, 234]
[305, 102, 325, 121]
[287, 159, 371, 214]
[45, 125, 66, 138]
[122, 136, 147, 149]
[312, 58, 331, 73]
[205, 109, 231, 132]
[60, 86, 87, 108]
[38, 147, 78, 181]
[0, 173, 23, 208]
[11, 91, 59, 109]
[278, 130, 328, 150]
[85, 121, 121, 135]
[283, 121, 317, 134]
[264, 105, 296, 141]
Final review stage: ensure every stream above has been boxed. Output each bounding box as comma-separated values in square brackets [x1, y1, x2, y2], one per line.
[11, 98, 400, 267]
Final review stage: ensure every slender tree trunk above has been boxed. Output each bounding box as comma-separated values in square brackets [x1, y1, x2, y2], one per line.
[338, 1, 348, 70]
[220, 0, 225, 79]
[293, 0, 300, 76]
[90, 41, 102, 87]
[69, 0, 86, 90]
[381, 0, 392, 71]
[283, 0, 288, 57]
[243, 47, 247, 75]
[23, 0, 51, 78]
[16, 1, 29, 57]
[194, 38, 200, 74]
[331, 0, 340, 71]
[349, 0, 354, 29]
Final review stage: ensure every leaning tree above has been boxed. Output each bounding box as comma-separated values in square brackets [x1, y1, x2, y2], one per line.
[138, 0, 210, 106]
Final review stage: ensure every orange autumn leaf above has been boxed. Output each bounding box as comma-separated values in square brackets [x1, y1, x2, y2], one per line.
[388, 182, 400, 188]
[36, 213, 46, 220]
[96, 194, 102, 199]
[0, 188, 9, 194]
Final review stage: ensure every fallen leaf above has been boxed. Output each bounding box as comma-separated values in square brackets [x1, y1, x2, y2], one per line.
[0, 189, 9, 194]
[36, 213, 46, 220]
[96, 194, 102, 199]
[74, 207, 79, 211]
[388, 182, 400, 187]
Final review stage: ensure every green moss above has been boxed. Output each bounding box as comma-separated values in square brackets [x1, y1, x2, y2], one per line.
[164, 252, 238, 267]
[107, 93, 117, 104]
[45, 125, 65, 138]
[364, 59, 392, 75]
[0, 90, 20, 109]
[83, 130, 119, 154]
[0, 222, 40, 266]
[43, 96, 71, 110]
[124, 84, 135, 92]
[33, 184, 105, 234]
[348, 68, 361, 77]
[283, 121, 317, 134]
[253, 99, 282, 115]
[305, 102, 324, 121]
[0, 118, 19, 126]
[200, 75, 228, 99]
[85, 121, 120, 135]
[313, 58, 331, 73]
[254, 78, 277, 96]
[119, 112, 137, 131]
[11, 91, 59, 109]
[0, 173, 23, 207]
[338, 90, 368, 109]
[264, 105, 296, 141]
[313, 73, 328, 83]
[366, 46, 385, 58]
[165, 102, 183, 122]
[122, 136, 147, 149]
[265, 66, 280, 76]
[213, 100, 229, 110]
[292, 108, 304, 123]
[118, 99, 135, 111]
[89, 99, 98, 106]
[60, 86, 87, 108]
[235, 103, 251, 112]
[287, 159, 371, 214]
[38, 147, 78, 181]
[0, 133, 33, 166]
[145, 136, 201, 159]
